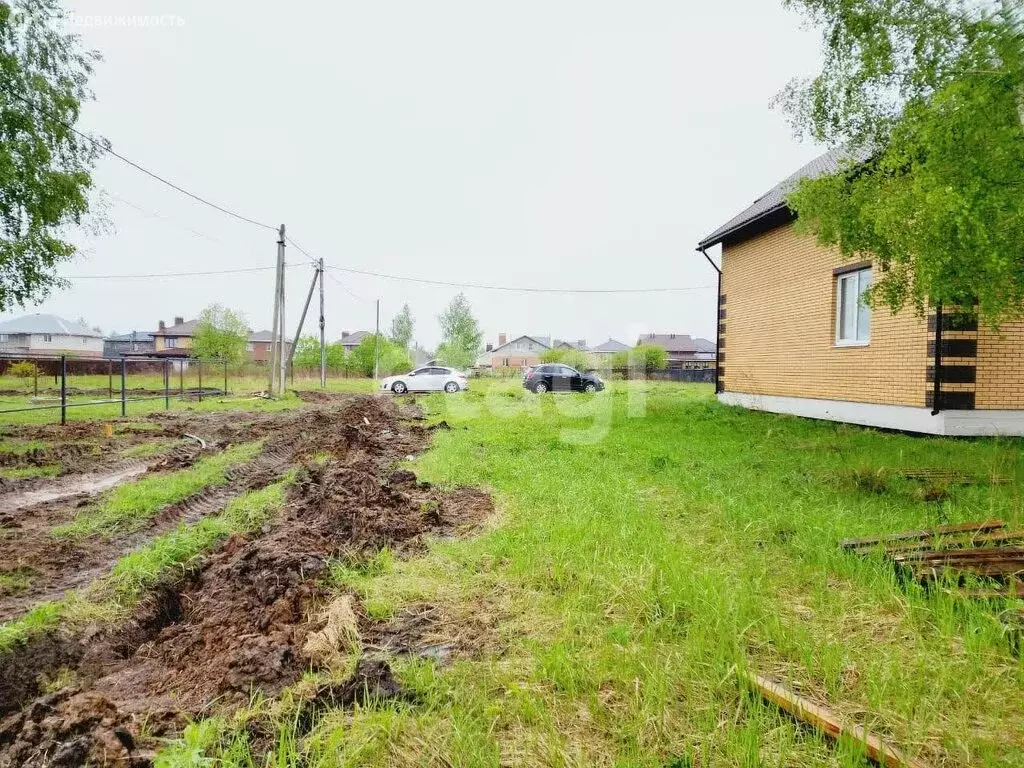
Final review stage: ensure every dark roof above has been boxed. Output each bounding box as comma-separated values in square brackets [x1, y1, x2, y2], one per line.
[248, 330, 275, 342]
[637, 334, 698, 353]
[591, 339, 630, 353]
[693, 337, 717, 354]
[490, 335, 551, 354]
[155, 318, 199, 337]
[339, 330, 371, 346]
[105, 330, 154, 343]
[697, 147, 868, 249]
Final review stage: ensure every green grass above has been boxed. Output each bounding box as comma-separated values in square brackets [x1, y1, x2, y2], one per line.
[0, 438, 46, 454]
[0, 377, 377, 426]
[0, 474, 295, 654]
[0, 568, 34, 595]
[159, 380, 1024, 767]
[0, 464, 60, 480]
[53, 440, 264, 537]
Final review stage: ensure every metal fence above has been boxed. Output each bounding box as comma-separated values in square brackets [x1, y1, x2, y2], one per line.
[0, 355, 239, 424]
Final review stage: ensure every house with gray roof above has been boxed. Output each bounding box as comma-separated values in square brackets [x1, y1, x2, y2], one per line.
[338, 330, 371, 352]
[104, 331, 155, 358]
[696, 146, 1024, 435]
[636, 334, 716, 370]
[0, 314, 104, 358]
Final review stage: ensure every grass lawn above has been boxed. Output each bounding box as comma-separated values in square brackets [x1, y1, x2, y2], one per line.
[0, 377, 376, 426]
[155, 379, 1024, 767]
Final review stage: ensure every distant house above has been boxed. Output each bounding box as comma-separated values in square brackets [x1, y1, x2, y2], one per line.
[151, 317, 197, 358]
[637, 334, 716, 370]
[696, 147, 1024, 435]
[104, 331, 155, 358]
[247, 330, 292, 363]
[553, 339, 588, 352]
[152, 317, 289, 362]
[0, 314, 104, 358]
[590, 339, 630, 366]
[487, 334, 551, 369]
[339, 330, 371, 352]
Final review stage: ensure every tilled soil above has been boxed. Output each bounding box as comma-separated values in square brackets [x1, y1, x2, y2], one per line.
[0, 395, 491, 767]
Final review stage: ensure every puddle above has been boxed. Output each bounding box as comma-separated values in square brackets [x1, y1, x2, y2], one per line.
[0, 465, 148, 515]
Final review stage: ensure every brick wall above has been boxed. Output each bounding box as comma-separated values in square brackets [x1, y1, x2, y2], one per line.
[976, 323, 1024, 408]
[720, 224, 930, 407]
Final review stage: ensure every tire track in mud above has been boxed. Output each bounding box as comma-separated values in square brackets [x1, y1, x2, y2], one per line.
[0, 444, 294, 625]
[0, 395, 494, 768]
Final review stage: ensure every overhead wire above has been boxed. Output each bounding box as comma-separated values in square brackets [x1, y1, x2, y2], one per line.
[1, 83, 278, 232]
[323, 264, 712, 294]
[62, 264, 305, 280]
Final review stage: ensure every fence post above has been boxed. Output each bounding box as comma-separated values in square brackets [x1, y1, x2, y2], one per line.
[179, 362, 184, 396]
[120, 358, 127, 417]
[33, 363, 38, 397]
[59, 355, 67, 426]
[198, 361, 203, 403]
[224, 360, 228, 397]
[164, 359, 170, 410]
[108, 360, 113, 399]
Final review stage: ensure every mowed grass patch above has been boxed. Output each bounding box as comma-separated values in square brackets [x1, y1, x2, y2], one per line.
[165, 380, 1024, 767]
[53, 440, 264, 538]
[0, 474, 296, 655]
[0, 464, 60, 480]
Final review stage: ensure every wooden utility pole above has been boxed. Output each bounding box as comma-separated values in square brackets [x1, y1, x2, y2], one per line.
[288, 264, 320, 377]
[268, 225, 283, 395]
[277, 226, 287, 397]
[373, 299, 380, 381]
[318, 257, 326, 388]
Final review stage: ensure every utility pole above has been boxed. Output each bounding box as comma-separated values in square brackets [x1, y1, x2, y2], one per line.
[288, 263, 320, 377]
[268, 226, 283, 395]
[318, 257, 326, 388]
[278, 226, 287, 396]
[373, 299, 380, 381]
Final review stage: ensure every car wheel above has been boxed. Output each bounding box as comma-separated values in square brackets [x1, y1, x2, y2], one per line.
[444, 381, 460, 393]
[391, 381, 408, 395]
[533, 381, 549, 394]
[584, 382, 597, 393]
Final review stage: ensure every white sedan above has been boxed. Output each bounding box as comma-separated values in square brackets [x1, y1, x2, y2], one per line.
[381, 366, 469, 394]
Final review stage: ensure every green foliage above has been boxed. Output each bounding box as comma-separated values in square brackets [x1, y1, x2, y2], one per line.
[192, 304, 249, 364]
[0, 0, 107, 310]
[53, 440, 263, 537]
[348, 334, 413, 377]
[7, 360, 36, 378]
[539, 346, 593, 371]
[292, 335, 345, 371]
[389, 303, 415, 350]
[779, 0, 1024, 324]
[610, 343, 666, 371]
[436, 293, 483, 369]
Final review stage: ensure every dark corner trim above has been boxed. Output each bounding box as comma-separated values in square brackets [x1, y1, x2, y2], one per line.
[926, 391, 975, 410]
[931, 302, 943, 415]
[832, 260, 873, 276]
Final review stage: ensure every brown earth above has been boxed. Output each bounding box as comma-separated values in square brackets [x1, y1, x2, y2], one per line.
[0, 395, 491, 767]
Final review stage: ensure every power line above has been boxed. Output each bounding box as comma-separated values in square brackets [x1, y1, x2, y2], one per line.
[283, 235, 319, 267]
[323, 264, 712, 294]
[1, 84, 278, 232]
[62, 264, 306, 280]
[324, 269, 372, 303]
[102, 188, 225, 244]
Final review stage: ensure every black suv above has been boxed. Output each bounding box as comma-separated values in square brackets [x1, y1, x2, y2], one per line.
[523, 364, 605, 393]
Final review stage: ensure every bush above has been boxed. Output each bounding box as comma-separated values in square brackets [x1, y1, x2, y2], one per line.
[8, 361, 37, 378]
[610, 344, 667, 372]
[539, 347, 593, 371]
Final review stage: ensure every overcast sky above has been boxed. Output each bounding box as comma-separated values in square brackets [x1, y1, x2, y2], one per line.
[5, 0, 825, 349]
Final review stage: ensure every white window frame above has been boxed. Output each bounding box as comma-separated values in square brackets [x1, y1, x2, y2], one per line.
[165, 337, 177, 349]
[42, 333, 53, 342]
[835, 266, 872, 347]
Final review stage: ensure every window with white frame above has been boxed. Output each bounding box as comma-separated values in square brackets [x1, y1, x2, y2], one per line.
[165, 337, 177, 349]
[42, 334, 53, 342]
[835, 266, 872, 345]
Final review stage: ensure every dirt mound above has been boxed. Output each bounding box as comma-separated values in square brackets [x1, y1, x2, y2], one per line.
[0, 395, 491, 766]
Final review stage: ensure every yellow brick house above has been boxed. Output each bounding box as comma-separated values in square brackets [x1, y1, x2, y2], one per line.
[697, 149, 1024, 436]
